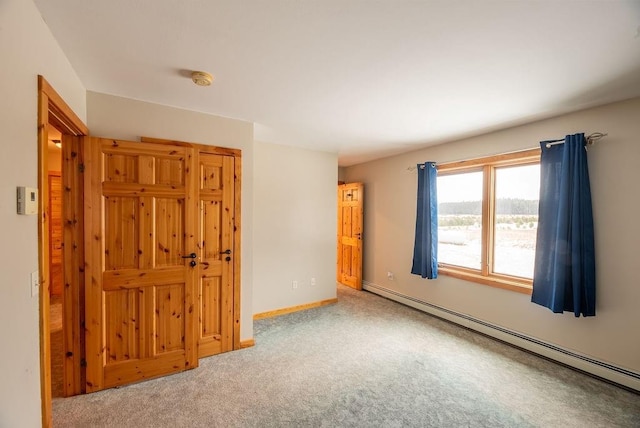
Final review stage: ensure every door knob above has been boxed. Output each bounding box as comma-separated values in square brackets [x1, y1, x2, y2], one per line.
[190, 260, 197, 267]
[182, 253, 197, 259]
[221, 249, 231, 255]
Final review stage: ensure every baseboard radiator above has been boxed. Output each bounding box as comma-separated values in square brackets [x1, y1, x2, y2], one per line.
[363, 281, 640, 392]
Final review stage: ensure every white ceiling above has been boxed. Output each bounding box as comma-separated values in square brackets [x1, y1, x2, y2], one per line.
[34, 1, 640, 166]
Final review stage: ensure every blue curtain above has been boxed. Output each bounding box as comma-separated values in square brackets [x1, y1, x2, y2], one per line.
[411, 162, 438, 279]
[532, 133, 596, 317]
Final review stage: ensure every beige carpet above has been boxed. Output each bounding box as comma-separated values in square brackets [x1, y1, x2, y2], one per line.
[50, 299, 64, 397]
[53, 285, 640, 427]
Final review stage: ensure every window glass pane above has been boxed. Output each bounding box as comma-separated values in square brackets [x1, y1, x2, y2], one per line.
[493, 164, 540, 278]
[437, 171, 483, 270]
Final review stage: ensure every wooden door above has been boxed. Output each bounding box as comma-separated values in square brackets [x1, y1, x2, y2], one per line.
[197, 152, 235, 357]
[83, 137, 198, 392]
[140, 137, 242, 356]
[337, 183, 364, 290]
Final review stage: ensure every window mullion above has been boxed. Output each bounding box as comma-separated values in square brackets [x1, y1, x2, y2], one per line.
[481, 165, 491, 276]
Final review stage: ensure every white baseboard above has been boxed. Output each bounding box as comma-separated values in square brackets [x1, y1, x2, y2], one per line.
[363, 281, 640, 392]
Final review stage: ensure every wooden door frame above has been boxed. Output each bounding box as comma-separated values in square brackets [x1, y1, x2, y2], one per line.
[141, 137, 243, 350]
[38, 76, 88, 427]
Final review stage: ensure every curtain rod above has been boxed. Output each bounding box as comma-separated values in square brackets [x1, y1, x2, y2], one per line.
[544, 132, 607, 149]
[407, 163, 437, 172]
[406, 132, 608, 171]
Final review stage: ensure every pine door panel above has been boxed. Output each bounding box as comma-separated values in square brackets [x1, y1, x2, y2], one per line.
[104, 289, 140, 362]
[155, 284, 186, 353]
[104, 153, 138, 182]
[155, 198, 185, 267]
[104, 196, 139, 270]
[337, 183, 363, 289]
[201, 277, 222, 343]
[84, 137, 198, 392]
[197, 153, 234, 358]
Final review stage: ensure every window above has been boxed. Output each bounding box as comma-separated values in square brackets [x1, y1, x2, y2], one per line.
[438, 171, 482, 270]
[437, 149, 540, 293]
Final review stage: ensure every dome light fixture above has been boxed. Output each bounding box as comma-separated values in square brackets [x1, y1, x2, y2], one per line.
[191, 71, 214, 86]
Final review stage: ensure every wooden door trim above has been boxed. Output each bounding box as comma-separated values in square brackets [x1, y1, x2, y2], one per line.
[141, 136, 242, 157]
[232, 155, 242, 350]
[38, 76, 88, 427]
[141, 136, 243, 350]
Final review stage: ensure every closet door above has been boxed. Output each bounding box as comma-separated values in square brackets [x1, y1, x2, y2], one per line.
[197, 153, 235, 357]
[337, 183, 364, 290]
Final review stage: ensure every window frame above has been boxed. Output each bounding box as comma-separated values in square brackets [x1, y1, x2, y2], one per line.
[436, 148, 541, 294]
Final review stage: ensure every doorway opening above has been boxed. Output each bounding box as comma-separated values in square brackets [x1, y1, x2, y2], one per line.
[47, 125, 64, 397]
[38, 75, 89, 427]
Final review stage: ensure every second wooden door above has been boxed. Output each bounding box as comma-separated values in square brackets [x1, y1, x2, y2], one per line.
[337, 183, 363, 290]
[197, 153, 235, 357]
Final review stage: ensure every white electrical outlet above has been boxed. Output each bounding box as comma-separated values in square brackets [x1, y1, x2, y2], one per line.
[31, 271, 39, 297]
[387, 271, 394, 280]
[311, 277, 316, 286]
[292, 280, 298, 289]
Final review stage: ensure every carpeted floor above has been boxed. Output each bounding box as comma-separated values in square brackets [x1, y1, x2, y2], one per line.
[51, 330, 64, 398]
[53, 285, 640, 427]
[51, 297, 64, 398]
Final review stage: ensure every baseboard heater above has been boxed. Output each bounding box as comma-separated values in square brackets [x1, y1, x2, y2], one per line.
[363, 281, 640, 392]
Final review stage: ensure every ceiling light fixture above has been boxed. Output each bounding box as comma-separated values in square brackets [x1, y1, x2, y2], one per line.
[191, 71, 214, 86]
[52, 139, 62, 148]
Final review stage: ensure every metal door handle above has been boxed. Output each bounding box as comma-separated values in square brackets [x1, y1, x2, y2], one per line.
[182, 253, 197, 259]
[221, 249, 231, 255]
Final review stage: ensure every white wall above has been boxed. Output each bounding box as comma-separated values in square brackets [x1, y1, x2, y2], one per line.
[86, 92, 255, 340]
[253, 141, 337, 314]
[343, 97, 640, 373]
[0, 0, 86, 425]
[338, 166, 346, 182]
[48, 145, 62, 171]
